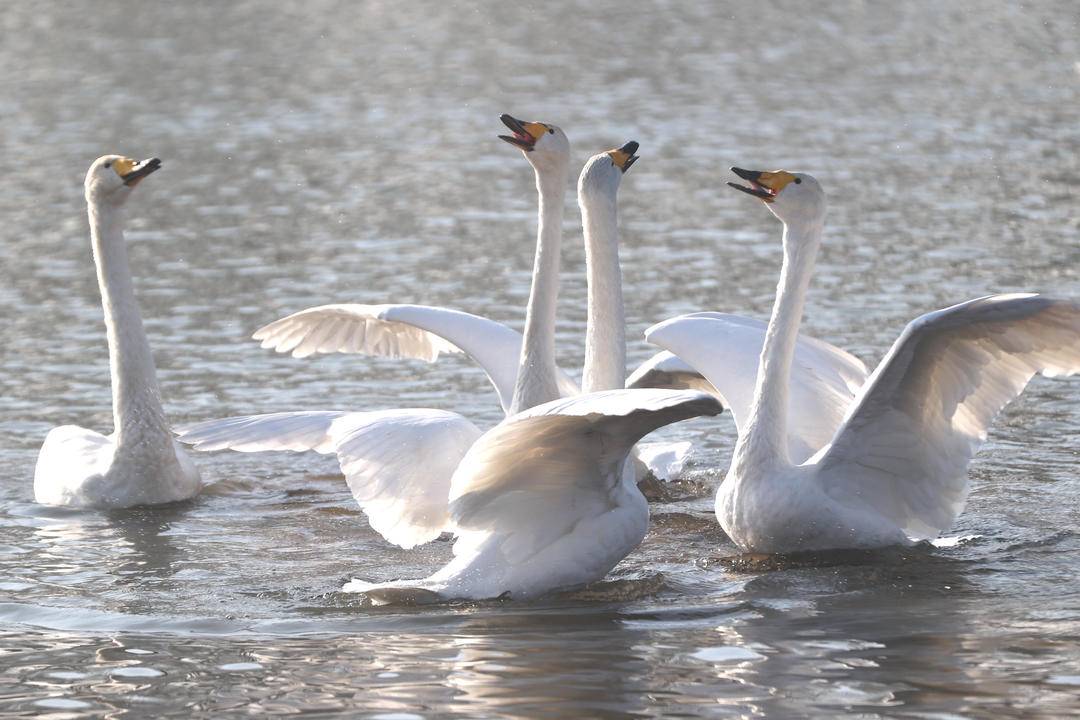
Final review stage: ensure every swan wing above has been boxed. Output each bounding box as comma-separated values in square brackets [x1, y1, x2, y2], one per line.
[447, 389, 723, 562]
[177, 409, 482, 549]
[816, 294, 1080, 539]
[252, 304, 529, 414]
[645, 312, 867, 461]
[176, 411, 348, 453]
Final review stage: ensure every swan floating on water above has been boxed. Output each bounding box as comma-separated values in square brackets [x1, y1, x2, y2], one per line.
[34, 156, 202, 509]
[647, 168, 1080, 553]
[181, 389, 720, 601]
[176, 143, 722, 600]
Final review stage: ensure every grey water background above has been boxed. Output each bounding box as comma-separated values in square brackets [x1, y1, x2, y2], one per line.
[1, 1, 1079, 716]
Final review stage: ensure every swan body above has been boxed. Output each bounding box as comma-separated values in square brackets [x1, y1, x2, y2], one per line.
[181, 389, 721, 600]
[648, 168, 1080, 552]
[35, 156, 201, 509]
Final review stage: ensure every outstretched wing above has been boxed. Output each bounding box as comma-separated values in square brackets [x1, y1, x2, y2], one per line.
[252, 304, 581, 414]
[177, 409, 482, 549]
[448, 389, 723, 562]
[252, 304, 527, 414]
[176, 411, 349, 453]
[645, 312, 867, 461]
[815, 294, 1080, 539]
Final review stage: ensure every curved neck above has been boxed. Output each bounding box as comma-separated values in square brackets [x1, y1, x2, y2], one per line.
[579, 188, 625, 393]
[509, 164, 568, 414]
[732, 214, 824, 474]
[88, 201, 167, 446]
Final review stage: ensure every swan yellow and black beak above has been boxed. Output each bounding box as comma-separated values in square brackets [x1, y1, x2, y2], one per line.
[113, 157, 162, 187]
[728, 167, 797, 203]
[499, 114, 549, 152]
[607, 141, 639, 173]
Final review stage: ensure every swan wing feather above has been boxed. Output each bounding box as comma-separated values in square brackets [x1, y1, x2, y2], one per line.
[448, 389, 722, 562]
[816, 293, 1080, 539]
[252, 303, 576, 414]
[177, 409, 482, 549]
[645, 312, 867, 461]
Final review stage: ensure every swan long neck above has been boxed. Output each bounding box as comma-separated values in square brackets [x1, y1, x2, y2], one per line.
[509, 164, 567, 414]
[580, 188, 625, 393]
[88, 201, 169, 448]
[732, 214, 823, 474]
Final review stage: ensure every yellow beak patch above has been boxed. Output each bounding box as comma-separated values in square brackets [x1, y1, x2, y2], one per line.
[111, 157, 137, 178]
[522, 122, 548, 140]
[607, 148, 633, 170]
[756, 170, 798, 193]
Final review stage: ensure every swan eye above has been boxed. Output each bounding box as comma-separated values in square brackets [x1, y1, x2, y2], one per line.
[548, 128, 555, 134]
[104, 161, 111, 168]
[794, 178, 801, 184]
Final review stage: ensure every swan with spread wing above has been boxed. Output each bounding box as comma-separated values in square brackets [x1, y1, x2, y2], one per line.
[647, 168, 1080, 552]
[178, 143, 723, 600]
[182, 389, 720, 601]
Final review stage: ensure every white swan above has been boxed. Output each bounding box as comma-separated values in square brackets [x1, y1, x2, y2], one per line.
[646, 167, 1080, 553]
[34, 156, 202, 509]
[181, 389, 720, 601]
[177, 145, 723, 600]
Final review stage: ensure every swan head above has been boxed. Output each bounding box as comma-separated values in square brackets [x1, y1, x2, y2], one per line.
[578, 141, 639, 202]
[728, 168, 825, 224]
[499, 114, 571, 172]
[85, 155, 162, 205]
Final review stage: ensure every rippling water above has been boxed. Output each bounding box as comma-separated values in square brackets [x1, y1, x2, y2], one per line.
[1, 1, 1079, 717]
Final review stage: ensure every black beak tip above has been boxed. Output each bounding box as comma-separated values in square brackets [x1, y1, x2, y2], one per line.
[731, 166, 760, 181]
[500, 114, 525, 133]
[620, 140, 639, 156]
[498, 134, 533, 152]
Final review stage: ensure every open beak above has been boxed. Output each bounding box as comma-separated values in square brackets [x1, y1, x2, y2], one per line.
[608, 141, 639, 173]
[120, 157, 162, 187]
[727, 167, 796, 203]
[499, 114, 548, 152]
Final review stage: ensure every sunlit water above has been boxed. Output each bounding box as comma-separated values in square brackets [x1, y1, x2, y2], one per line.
[1, 1, 1079, 717]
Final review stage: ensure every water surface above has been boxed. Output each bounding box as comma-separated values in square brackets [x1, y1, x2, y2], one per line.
[1, 1, 1079, 717]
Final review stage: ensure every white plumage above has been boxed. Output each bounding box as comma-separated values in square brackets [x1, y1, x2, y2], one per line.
[648, 168, 1080, 552]
[254, 304, 540, 414]
[251, 130, 709, 424]
[645, 312, 867, 463]
[34, 155, 202, 509]
[180, 409, 481, 549]
[178, 137, 727, 599]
